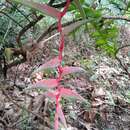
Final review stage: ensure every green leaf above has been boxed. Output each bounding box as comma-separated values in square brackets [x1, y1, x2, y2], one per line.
[63, 19, 88, 35]
[96, 39, 107, 45]
[68, 4, 76, 12]
[84, 7, 101, 18]
[74, 0, 86, 19]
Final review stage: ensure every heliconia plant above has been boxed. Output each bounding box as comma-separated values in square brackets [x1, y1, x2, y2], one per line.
[11, 0, 86, 129]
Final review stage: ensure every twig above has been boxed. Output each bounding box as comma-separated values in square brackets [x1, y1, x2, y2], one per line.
[103, 15, 130, 22]
[115, 44, 130, 55]
[40, 32, 60, 46]
[37, 22, 57, 43]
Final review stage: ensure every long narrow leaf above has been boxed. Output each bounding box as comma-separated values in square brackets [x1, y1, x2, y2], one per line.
[33, 57, 60, 74]
[31, 79, 58, 89]
[63, 19, 88, 35]
[60, 87, 85, 101]
[12, 0, 60, 18]
[62, 66, 86, 76]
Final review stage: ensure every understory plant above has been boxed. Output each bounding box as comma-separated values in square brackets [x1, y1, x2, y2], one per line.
[33, 1, 86, 129]
[12, 0, 86, 129]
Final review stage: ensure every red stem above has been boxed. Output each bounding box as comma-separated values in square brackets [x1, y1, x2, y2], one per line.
[57, 0, 70, 80]
[54, 1, 70, 129]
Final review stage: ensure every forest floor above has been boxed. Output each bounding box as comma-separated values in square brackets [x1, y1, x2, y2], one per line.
[0, 33, 130, 130]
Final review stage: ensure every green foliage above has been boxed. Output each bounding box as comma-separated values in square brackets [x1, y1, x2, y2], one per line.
[84, 7, 102, 18]
[68, 0, 119, 56]
[74, 0, 86, 19]
[90, 21, 118, 56]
